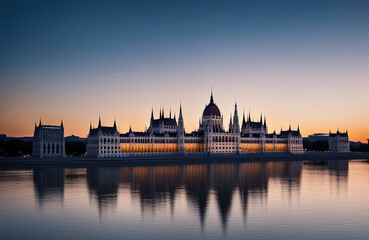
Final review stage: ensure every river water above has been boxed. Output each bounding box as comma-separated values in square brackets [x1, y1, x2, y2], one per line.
[1, 159, 369, 240]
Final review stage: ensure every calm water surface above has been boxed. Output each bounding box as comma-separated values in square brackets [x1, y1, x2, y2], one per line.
[1, 160, 369, 240]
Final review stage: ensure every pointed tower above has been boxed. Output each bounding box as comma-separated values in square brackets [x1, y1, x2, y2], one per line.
[229, 114, 233, 132]
[39, 118, 42, 127]
[177, 103, 185, 153]
[90, 121, 92, 132]
[61, 120, 64, 128]
[98, 117, 101, 128]
[263, 116, 267, 128]
[169, 108, 172, 118]
[151, 108, 154, 122]
[210, 90, 214, 104]
[248, 110, 251, 123]
[232, 102, 240, 133]
[260, 112, 263, 124]
[113, 118, 117, 130]
[289, 124, 291, 131]
[129, 125, 132, 133]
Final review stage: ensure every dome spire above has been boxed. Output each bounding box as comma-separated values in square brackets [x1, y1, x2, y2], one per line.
[210, 92, 214, 104]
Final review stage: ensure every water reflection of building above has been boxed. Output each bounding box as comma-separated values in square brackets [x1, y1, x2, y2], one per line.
[116, 162, 304, 232]
[123, 166, 183, 214]
[210, 163, 238, 232]
[33, 168, 65, 204]
[184, 164, 211, 229]
[86, 167, 121, 217]
[238, 162, 268, 222]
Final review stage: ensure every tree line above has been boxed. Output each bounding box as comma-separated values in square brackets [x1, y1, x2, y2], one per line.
[0, 139, 86, 157]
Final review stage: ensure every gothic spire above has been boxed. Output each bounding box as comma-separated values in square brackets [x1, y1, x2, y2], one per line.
[179, 103, 183, 121]
[248, 110, 251, 122]
[263, 116, 266, 128]
[39, 118, 42, 127]
[98, 116, 101, 128]
[169, 107, 172, 118]
[151, 107, 154, 121]
[260, 112, 263, 123]
[61, 120, 64, 128]
[210, 91, 214, 104]
[289, 124, 291, 131]
[178, 103, 184, 132]
[129, 125, 132, 133]
[233, 102, 240, 133]
[242, 110, 245, 124]
[113, 118, 117, 130]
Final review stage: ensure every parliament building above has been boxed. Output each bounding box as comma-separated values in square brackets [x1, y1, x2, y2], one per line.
[86, 93, 303, 157]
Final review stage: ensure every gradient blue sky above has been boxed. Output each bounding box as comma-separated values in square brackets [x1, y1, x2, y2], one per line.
[1, 0, 369, 141]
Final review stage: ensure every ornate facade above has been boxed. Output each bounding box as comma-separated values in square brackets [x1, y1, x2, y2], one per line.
[329, 130, 350, 152]
[86, 93, 303, 157]
[32, 120, 65, 158]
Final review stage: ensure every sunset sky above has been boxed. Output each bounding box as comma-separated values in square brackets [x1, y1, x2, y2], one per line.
[1, 0, 368, 142]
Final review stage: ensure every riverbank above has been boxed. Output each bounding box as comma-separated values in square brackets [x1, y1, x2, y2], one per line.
[1, 152, 369, 168]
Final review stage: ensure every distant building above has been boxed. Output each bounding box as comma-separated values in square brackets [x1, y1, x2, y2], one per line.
[86, 93, 303, 157]
[305, 133, 329, 142]
[65, 135, 86, 142]
[0, 134, 6, 141]
[329, 130, 350, 152]
[32, 120, 65, 158]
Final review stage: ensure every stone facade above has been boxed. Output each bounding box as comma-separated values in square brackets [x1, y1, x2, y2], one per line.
[329, 130, 350, 152]
[86, 93, 304, 157]
[32, 120, 65, 158]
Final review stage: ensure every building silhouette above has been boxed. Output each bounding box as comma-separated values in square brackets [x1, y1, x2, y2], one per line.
[87, 93, 303, 157]
[32, 120, 65, 158]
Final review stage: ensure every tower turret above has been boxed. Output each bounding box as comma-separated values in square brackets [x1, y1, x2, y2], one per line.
[177, 103, 185, 153]
[260, 112, 263, 124]
[232, 102, 240, 133]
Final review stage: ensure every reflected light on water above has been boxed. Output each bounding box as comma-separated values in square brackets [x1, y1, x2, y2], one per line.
[0, 160, 369, 240]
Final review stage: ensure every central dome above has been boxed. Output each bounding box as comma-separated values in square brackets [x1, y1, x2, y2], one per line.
[203, 94, 221, 117]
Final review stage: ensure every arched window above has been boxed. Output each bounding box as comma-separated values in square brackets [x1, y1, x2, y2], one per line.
[43, 144, 46, 154]
[52, 144, 55, 154]
[47, 143, 50, 154]
[56, 144, 59, 154]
